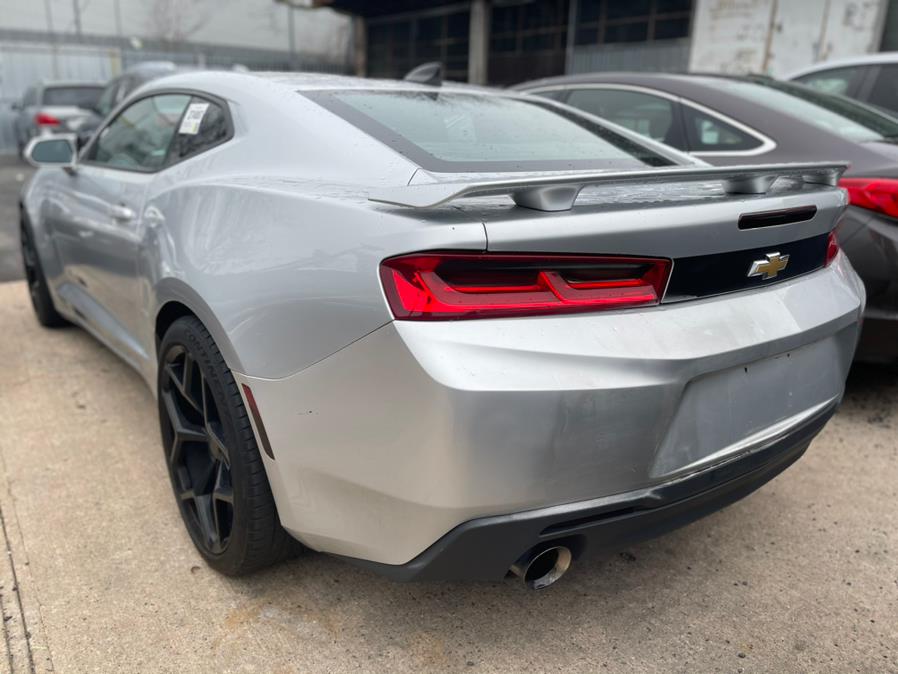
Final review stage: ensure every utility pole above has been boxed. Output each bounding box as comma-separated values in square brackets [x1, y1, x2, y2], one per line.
[287, 3, 297, 69]
[44, 0, 60, 77]
[72, 0, 83, 38]
[114, 0, 124, 41]
[468, 0, 490, 85]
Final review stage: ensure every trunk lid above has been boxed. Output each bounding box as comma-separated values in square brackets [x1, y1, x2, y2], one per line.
[372, 163, 848, 302]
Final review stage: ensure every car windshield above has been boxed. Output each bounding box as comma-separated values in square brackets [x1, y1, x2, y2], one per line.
[705, 77, 898, 142]
[305, 90, 675, 172]
[43, 86, 103, 109]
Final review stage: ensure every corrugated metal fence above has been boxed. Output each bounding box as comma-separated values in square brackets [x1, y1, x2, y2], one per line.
[0, 38, 348, 154]
[569, 39, 691, 75]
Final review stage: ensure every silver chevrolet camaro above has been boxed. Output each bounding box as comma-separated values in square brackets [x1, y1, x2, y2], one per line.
[19, 71, 864, 589]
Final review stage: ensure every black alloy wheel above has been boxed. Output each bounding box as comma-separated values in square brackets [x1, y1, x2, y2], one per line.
[160, 343, 235, 555]
[157, 316, 296, 575]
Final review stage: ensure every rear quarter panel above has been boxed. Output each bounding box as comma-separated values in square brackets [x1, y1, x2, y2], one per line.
[144, 176, 487, 381]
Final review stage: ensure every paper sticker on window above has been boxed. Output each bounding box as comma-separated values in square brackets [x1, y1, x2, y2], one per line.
[179, 102, 210, 135]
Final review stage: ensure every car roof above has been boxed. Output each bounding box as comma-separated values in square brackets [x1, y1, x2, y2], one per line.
[512, 71, 758, 91]
[138, 69, 515, 101]
[785, 52, 898, 79]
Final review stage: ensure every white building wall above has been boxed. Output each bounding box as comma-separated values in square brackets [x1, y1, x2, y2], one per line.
[0, 0, 349, 60]
[689, 0, 888, 77]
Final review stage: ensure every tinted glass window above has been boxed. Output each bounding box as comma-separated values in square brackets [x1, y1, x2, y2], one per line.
[95, 81, 120, 117]
[22, 87, 37, 106]
[682, 105, 761, 152]
[867, 64, 898, 115]
[43, 86, 103, 108]
[707, 77, 898, 142]
[794, 66, 862, 96]
[169, 97, 230, 160]
[308, 90, 673, 172]
[88, 94, 190, 170]
[566, 88, 682, 147]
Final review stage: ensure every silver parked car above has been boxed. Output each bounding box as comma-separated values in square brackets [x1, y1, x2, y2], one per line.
[12, 80, 103, 155]
[19, 72, 863, 588]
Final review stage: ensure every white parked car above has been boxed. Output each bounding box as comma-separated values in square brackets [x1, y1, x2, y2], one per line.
[787, 53, 898, 116]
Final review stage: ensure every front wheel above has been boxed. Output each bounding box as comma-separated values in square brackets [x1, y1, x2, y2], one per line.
[157, 316, 297, 575]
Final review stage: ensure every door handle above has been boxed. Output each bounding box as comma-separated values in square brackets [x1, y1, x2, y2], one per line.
[109, 204, 135, 223]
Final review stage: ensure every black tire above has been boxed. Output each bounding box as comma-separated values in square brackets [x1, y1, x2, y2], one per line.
[157, 316, 297, 575]
[20, 222, 67, 328]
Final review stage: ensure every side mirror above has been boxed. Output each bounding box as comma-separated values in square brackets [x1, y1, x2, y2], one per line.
[23, 135, 77, 170]
[10, 101, 21, 111]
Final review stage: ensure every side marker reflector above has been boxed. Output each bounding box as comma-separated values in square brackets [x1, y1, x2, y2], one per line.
[241, 383, 275, 460]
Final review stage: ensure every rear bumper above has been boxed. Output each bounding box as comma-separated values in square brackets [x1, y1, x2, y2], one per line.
[342, 400, 834, 581]
[235, 256, 863, 568]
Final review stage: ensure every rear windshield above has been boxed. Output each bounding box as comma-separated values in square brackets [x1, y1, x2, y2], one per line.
[704, 77, 898, 143]
[305, 90, 674, 172]
[43, 86, 103, 108]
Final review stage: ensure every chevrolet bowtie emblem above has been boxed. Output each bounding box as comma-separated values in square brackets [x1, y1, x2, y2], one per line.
[748, 252, 790, 280]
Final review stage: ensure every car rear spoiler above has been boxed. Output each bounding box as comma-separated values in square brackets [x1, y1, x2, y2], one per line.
[368, 162, 848, 212]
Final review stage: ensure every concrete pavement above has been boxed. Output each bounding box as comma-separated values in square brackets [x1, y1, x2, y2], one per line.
[0, 279, 896, 673]
[0, 156, 33, 283]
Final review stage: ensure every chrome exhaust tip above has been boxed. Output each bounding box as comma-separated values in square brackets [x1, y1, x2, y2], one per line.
[510, 545, 572, 590]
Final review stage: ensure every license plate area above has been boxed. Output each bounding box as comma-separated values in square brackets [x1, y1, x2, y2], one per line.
[650, 336, 844, 479]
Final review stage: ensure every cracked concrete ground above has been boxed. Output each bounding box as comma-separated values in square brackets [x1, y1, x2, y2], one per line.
[0, 279, 895, 673]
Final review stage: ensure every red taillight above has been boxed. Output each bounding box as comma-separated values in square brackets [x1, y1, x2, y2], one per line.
[34, 112, 60, 126]
[825, 231, 840, 267]
[839, 177, 898, 219]
[380, 253, 671, 320]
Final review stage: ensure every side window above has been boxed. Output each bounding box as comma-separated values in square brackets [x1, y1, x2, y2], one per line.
[116, 75, 138, 104]
[23, 87, 37, 107]
[168, 97, 230, 160]
[794, 66, 863, 96]
[681, 105, 762, 153]
[866, 65, 898, 115]
[95, 81, 119, 117]
[87, 94, 190, 171]
[565, 88, 683, 148]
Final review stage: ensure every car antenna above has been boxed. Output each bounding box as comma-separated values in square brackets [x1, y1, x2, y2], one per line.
[404, 62, 443, 86]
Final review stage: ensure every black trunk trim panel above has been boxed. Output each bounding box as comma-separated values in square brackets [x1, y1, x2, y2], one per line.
[664, 233, 828, 303]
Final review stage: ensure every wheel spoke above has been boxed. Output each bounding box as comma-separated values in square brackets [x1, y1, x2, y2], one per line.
[193, 458, 217, 497]
[165, 359, 202, 415]
[206, 421, 229, 463]
[212, 462, 233, 504]
[194, 495, 220, 550]
[160, 388, 206, 465]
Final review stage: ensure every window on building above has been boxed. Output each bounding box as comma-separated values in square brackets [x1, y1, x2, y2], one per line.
[367, 9, 470, 82]
[490, 0, 568, 55]
[575, 0, 692, 46]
